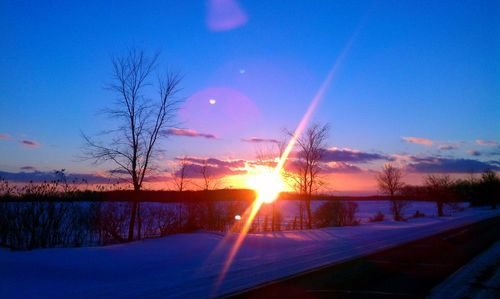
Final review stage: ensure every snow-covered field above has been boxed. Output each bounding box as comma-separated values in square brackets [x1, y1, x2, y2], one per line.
[269, 199, 454, 223]
[1, 202, 499, 299]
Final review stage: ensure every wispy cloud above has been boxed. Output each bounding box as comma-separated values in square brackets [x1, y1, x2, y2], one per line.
[241, 137, 279, 144]
[20, 139, 41, 148]
[467, 150, 482, 156]
[402, 136, 433, 146]
[0, 133, 12, 140]
[177, 157, 246, 168]
[20, 166, 37, 171]
[438, 143, 459, 151]
[206, 0, 248, 32]
[163, 128, 216, 139]
[475, 139, 498, 146]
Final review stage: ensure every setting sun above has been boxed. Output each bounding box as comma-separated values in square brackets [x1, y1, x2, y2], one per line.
[246, 169, 285, 204]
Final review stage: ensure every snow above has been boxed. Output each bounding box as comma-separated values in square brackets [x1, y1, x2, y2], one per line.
[427, 241, 500, 299]
[273, 199, 453, 223]
[1, 202, 499, 299]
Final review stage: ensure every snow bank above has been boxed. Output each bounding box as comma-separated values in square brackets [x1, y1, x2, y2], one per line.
[1, 204, 498, 299]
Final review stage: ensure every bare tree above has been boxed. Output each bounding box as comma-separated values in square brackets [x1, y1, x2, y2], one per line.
[377, 163, 406, 221]
[171, 156, 190, 192]
[195, 159, 220, 191]
[82, 48, 182, 241]
[170, 156, 191, 230]
[424, 174, 453, 217]
[286, 123, 329, 229]
[194, 159, 221, 230]
[479, 170, 500, 209]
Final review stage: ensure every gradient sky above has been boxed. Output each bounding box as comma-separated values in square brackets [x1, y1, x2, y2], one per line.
[1, 0, 499, 193]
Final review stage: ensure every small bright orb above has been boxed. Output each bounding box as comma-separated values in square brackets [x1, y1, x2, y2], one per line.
[239, 68, 246, 74]
[209, 98, 217, 105]
[247, 170, 285, 204]
[234, 215, 241, 221]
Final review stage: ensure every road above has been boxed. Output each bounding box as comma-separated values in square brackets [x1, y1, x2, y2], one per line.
[227, 216, 500, 299]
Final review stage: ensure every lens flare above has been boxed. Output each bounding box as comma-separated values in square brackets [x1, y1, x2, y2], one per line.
[212, 26, 363, 297]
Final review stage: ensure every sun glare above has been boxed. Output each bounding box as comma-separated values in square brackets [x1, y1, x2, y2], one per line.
[247, 169, 285, 204]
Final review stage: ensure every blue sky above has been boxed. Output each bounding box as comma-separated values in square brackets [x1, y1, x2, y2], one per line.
[0, 0, 499, 191]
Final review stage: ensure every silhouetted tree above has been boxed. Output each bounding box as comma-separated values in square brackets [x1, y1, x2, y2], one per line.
[82, 48, 182, 241]
[171, 156, 190, 192]
[479, 170, 500, 209]
[286, 123, 329, 229]
[377, 163, 407, 221]
[195, 159, 220, 229]
[424, 174, 453, 216]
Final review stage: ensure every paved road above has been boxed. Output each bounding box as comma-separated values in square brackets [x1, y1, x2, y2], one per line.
[227, 216, 500, 299]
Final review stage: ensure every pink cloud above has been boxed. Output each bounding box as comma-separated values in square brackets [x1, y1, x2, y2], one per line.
[475, 139, 498, 146]
[206, 0, 248, 32]
[163, 128, 217, 139]
[241, 137, 279, 144]
[0, 133, 11, 140]
[402, 136, 433, 146]
[20, 139, 41, 148]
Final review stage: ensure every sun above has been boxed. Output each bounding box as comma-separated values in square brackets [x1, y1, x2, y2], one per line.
[246, 169, 285, 204]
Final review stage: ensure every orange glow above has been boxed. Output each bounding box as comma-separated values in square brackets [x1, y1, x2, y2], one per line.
[246, 168, 285, 204]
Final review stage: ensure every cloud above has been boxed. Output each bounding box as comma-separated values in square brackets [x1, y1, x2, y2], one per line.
[321, 148, 390, 163]
[181, 164, 245, 179]
[406, 156, 500, 173]
[321, 162, 364, 173]
[0, 133, 12, 140]
[467, 150, 482, 156]
[20, 139, 41, 148]
[173, 156, 247, 179]
[476, 139, 498, 146]
[241, 137, 279, 144]
[438, 143, 459, 151]
[163, 128, 216, 139]
[402, 136, 433, 146]
[173, 157, 245, 179]
[206, 0, 248, 32]
[178, 157, 246, 168]
[20, 166, 36, 171]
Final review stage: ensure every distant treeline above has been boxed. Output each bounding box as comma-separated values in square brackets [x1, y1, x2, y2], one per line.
[0, 188, 258, 203]
[0, 188, 402, 202]
[0, 183, 497, 206]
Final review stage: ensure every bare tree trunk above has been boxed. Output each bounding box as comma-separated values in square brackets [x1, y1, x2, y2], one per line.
[299, 203, 304, 230]
[128, 201, 137, 241]
[437, 201, 444, 217]
[137, 202, 142, 239]
[128, 187, 140, 241]
[305, 197, 312, 229]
